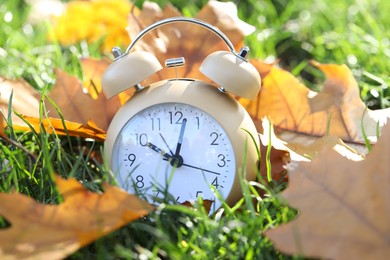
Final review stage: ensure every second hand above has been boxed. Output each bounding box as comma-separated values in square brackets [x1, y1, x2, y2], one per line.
[159, 133, 174, 155]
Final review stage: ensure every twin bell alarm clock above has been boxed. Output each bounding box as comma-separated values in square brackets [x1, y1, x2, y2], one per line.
[102, 17, 261, 214]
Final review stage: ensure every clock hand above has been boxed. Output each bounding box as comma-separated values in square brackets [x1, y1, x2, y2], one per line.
[146, 142, 173, 161]
[174, 118, 187, 156]
[146, 142, 184, 167]
[181, 163, 220, 176]
[147, 142, 219, 174]
[159, 133, 174, 155]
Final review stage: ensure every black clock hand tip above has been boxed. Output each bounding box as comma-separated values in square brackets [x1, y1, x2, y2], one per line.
[175, 118, 187, 156]
[146, 142, 172, 161]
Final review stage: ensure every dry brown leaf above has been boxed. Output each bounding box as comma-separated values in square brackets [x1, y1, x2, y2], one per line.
[259, 118, 364, 163]
[310, 62, 390, 142]
[14, 116, 106, 142]
[256, 116, 365, 184]
[0, 175, 153, 260]
[240, 63, 390, 144]
[265, 123, 390, 260]
[0, 77, 39, 125]
[278, 129, 367, 160]
[44, 69, 124, 131]
[127, 1, 255, 84]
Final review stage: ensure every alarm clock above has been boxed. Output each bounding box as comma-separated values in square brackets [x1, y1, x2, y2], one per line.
[102, 17, 261, 214]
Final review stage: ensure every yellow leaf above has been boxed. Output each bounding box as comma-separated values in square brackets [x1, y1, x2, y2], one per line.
[0, 175, 153, 260]
[50, 0, 135, 52]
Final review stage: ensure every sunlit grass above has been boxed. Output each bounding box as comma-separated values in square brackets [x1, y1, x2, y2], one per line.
[239, 0, 390, 108]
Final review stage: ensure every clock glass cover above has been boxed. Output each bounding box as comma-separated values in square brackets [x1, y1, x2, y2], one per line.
[112, 102, 236, 211]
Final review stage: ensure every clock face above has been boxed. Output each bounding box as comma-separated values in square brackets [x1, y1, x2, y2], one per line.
[112, 102, 236, 212]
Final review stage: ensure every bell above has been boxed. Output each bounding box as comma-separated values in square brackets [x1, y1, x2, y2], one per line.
[102, 50, 162, 98]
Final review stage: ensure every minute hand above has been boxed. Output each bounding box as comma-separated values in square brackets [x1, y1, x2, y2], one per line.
[175, 118, 187, 156]
[181, 163, 220, 175]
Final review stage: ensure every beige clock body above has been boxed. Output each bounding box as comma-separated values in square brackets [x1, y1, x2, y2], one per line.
[105, 79, 259, 210]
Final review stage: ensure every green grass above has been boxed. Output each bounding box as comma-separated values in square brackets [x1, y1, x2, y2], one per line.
[0, 0, 389, 259]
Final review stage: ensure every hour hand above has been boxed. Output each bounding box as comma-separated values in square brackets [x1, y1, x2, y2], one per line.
[146, 142, 173, 161]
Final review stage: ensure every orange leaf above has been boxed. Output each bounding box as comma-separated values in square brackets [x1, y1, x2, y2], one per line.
[0, 175, 153, 260]
[265, 123, 390, 260]
[240, 63, 390, 144]
[15, 116, 106, 142]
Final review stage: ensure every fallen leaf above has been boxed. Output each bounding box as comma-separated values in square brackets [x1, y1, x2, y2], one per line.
[310, 61, 390, 142]
[0, 77, 39, 126]
[0, 175, 153, 260]
[127, 1, 255, 84]
[260, 118, 365, 162]
[255, 115, 366, 185]
[49, 0, 134, 52]
[265, 122, 390, 260]
[81, 57, 132, 104]
[250, 59, 274, 80]
[44, 69, 125, 131]
[240, 63, 390, 144]
[278, 129, 367, 161]
[80, 57, 111, 99]
[14, 116, 106, 142]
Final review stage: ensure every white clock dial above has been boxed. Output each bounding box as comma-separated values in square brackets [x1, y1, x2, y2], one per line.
[112, 102, 236, 212]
